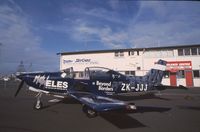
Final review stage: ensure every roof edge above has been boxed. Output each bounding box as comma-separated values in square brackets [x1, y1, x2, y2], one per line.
[57, 44, 200, 55]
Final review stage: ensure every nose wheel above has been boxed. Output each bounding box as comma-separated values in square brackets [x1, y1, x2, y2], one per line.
[34, 100, 43, 110]
[33, 92, 43, 110]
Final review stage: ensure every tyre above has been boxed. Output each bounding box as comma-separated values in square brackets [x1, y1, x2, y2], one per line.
[82, 105, 97, 118]
[126, 103, 137, 110]
[33, 101, 43, 110]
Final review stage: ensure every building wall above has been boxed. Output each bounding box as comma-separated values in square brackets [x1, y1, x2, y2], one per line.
[61, 51, 143, 72]
[60, 46, 200, 87]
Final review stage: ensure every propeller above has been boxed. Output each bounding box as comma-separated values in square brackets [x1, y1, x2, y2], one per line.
[14, 80, 24, 97]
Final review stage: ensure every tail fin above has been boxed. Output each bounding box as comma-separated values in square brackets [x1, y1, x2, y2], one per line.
[145, 59, 167, 86]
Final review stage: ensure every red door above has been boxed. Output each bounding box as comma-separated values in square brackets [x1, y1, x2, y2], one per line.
[170, 72, 177, 86]
[185, 71, 193, 87]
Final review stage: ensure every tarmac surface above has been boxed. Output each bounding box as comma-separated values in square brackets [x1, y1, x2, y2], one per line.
[0, 80, 200, 132]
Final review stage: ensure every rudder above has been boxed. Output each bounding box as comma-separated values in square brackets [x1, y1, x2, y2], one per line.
[145, 59, 167, 86]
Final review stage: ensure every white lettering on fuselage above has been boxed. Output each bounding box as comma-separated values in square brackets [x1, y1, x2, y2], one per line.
[96, 81, 113, 91]
[33, 75, 68, 90]
[121, 83, 148, 92]
[33, 75, 48, 87]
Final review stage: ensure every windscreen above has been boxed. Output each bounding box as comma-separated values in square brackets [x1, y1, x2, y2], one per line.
[61, 67, 74, 78]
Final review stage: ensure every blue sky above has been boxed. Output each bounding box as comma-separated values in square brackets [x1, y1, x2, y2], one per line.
[0, 0, 200, 74]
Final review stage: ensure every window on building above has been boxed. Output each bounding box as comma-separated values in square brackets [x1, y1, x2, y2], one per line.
[178, 49, 184, 56]
[177, 70, 185, 78]
[184, 48, 191, 55]
[125, 71, 135, 76]
[193, 70, 200, 78]
[120, 51, 124, 57]
[137, 67, 141, 70]
[128, 51, 134, 56]
[130, 71, 135, 75]
[125, 71, 129, 75]
[198, 47, 200, 55]
[115, 51, 124, 57]
[191, 48, 198, 55]
[163, 71, 170, 78]
[114, 52, 119, 57]
[79, 72, 84, 78]
[137, 51, 140, 56]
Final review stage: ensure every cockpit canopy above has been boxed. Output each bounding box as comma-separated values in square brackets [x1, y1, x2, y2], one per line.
[61, 67, 126, 80]
[61, 67, 74, 78]
[85, 67, 125, 80]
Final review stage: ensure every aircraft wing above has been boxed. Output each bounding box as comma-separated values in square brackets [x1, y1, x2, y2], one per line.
[69, 92, 133, 112]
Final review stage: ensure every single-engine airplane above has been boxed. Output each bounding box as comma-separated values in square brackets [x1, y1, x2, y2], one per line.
[15, 59, 187, 118]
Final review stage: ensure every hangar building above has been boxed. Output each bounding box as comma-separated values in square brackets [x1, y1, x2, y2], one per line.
[58, 44, 200, 87]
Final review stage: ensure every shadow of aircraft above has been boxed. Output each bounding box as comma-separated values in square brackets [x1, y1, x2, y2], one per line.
[36, 94, 172, 129]
[178, 106, 200, 111]
[40, 97, 81, 110]
[60, 97, 81, 104]
[113, 92, 170, 101]
[33, 96, 172, 129]
[42, 93, 170, 110]
[100, 105, 171, 129]
[100, 113, 146, 129]
[133, 106, 171, 114]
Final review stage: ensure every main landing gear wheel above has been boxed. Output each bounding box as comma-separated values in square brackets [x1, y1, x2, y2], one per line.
[126, 103, 137, 110]
[82, 105, 97, 118]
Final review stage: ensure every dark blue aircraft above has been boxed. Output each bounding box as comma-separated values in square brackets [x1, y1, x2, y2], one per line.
[15, 59, 186, 118]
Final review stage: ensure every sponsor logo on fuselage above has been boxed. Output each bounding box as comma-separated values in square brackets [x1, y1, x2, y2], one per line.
[96, 81, 113, 91]
[33, 75, 68, 90]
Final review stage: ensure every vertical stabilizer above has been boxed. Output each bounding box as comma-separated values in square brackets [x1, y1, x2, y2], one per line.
[145, 59, 167, 86]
